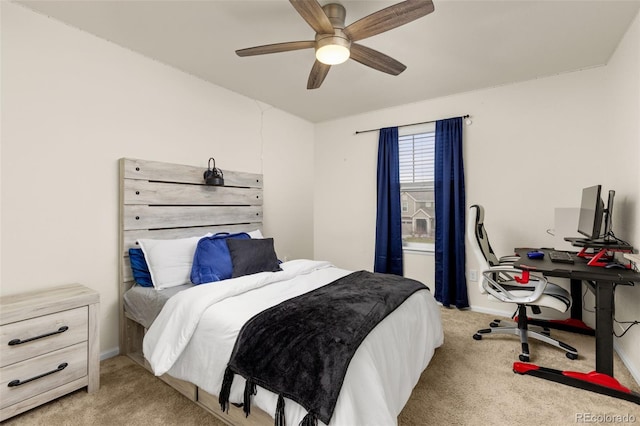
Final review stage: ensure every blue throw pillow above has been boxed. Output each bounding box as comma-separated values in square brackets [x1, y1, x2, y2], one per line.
[191, 232, 251, 284]
[129, 248, 154, 287]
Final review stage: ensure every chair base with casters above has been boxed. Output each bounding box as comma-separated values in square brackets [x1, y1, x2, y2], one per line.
[473, 304, 579, 362]
[471, 266, 578, 362]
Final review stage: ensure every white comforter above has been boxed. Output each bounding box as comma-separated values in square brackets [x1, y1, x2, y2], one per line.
[143, 260, 443, 426]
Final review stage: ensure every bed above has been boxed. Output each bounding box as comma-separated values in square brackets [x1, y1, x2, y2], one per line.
[118, 158, 444, 426]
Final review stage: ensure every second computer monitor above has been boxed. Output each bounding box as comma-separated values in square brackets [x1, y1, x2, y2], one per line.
[603, 189, 615, 238]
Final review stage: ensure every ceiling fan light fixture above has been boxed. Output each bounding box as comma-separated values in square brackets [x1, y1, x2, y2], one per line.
[315, 35, 350, 65]
[316, 44, 350, 65]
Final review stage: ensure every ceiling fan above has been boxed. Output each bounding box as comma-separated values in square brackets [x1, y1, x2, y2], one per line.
[236, 0, 435, 89]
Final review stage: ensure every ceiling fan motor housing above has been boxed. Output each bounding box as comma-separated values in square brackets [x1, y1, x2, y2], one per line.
[322, 3, 346, 30]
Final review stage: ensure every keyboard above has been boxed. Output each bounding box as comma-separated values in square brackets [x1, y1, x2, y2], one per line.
[549, 250, 575, 264]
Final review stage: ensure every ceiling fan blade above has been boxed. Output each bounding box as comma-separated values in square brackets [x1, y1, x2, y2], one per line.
[343, 0, 434, 42]
[350, 44, 407, 75]
[236, 41, 315, 57]
[289, 0, 335, 35]
[307, 60, 331, 89]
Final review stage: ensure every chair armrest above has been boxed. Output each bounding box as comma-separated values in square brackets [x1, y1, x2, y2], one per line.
[499, 255, 520, 264]
[484, 264, 519, 283]
[481, 267, 547, 304]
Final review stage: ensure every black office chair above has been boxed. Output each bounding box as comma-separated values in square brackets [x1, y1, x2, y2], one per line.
[468, 204, 578, 362]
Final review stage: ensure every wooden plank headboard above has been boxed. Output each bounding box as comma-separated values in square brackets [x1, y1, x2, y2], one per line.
[118, 157, 263, 354]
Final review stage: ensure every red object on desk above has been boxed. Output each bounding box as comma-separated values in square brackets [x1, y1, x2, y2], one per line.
[577, 246, 632, 268]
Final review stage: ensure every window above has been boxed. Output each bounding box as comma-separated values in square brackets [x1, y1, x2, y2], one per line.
[399, 124, 435, 252]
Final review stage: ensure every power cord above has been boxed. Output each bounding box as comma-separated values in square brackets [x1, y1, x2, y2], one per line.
[582, 286, 595, 313]
[613, 319, 640, 338]
[600, 230, 631, 246]
[581, 284, 638, 337]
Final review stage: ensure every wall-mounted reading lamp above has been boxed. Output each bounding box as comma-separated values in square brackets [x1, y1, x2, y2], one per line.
[203, 157, 224, 186]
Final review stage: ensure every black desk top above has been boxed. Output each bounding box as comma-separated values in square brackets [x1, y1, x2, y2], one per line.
[514, 248, 640, 284]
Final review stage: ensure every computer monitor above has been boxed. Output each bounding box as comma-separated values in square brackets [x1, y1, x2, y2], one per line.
[603, 189, 615, 239]
[577, 185, 604, 240]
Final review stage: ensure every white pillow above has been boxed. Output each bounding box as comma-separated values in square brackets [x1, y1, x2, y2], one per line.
[138, 234, 210, 290]
[247, 229, 264, 239]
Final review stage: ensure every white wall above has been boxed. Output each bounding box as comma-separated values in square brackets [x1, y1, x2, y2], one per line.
[1, 2, 315, 356]
[315, 12, 640, 381]
[315, 66, 609, 278]
[260, 106, 315, 262]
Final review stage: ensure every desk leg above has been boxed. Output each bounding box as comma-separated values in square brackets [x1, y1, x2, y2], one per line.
[570, 279, 582, 320]
[595, 281, 615, 376]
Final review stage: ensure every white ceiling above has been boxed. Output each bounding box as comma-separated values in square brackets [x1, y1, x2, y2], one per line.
[18, 0, 640, 123]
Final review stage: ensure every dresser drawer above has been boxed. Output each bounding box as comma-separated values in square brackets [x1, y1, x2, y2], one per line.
[0, 342, 88, 409]
[0, 307, 88, 367]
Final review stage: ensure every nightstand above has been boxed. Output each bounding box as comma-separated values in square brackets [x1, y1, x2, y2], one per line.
[0, 284, 100, 421]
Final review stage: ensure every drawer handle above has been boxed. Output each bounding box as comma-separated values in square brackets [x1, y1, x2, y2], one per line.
[8, 326, 69, 346]
[7, 362, 68, 387]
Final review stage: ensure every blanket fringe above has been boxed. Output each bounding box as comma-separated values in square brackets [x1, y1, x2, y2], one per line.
[300, 412, 317, 426]
[219, 367, 234, 412]
[274, 394, 285, 426]
[243, 379, 257, 417]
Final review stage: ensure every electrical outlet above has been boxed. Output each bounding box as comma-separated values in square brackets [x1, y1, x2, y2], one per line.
[469, 270, 478, 282]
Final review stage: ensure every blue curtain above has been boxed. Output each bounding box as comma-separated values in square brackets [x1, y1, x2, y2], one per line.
[374, 127, 403, 275]
[434, 117, 468, 308]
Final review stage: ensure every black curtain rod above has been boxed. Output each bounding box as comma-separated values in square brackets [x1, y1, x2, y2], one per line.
[354, 114, 469, 135]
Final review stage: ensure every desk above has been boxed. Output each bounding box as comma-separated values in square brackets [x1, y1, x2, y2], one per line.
[513, 248, 639, 377]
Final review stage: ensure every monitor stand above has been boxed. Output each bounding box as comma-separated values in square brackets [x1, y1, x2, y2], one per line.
[564, 236, 633, 267]
[564, 237, 588, 244]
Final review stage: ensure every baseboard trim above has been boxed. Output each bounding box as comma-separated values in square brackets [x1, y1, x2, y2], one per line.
[468, 305, 514, 319]
[100, 347, 120, 361]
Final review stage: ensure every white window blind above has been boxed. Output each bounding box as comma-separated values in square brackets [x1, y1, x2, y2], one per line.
[399, 132, 435, 186]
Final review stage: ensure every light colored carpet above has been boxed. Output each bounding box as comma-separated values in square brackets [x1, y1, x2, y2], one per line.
[4, 308, 639, 425]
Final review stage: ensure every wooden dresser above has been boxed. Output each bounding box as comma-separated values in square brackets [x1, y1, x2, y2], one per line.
[0, 284, 100, 421]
